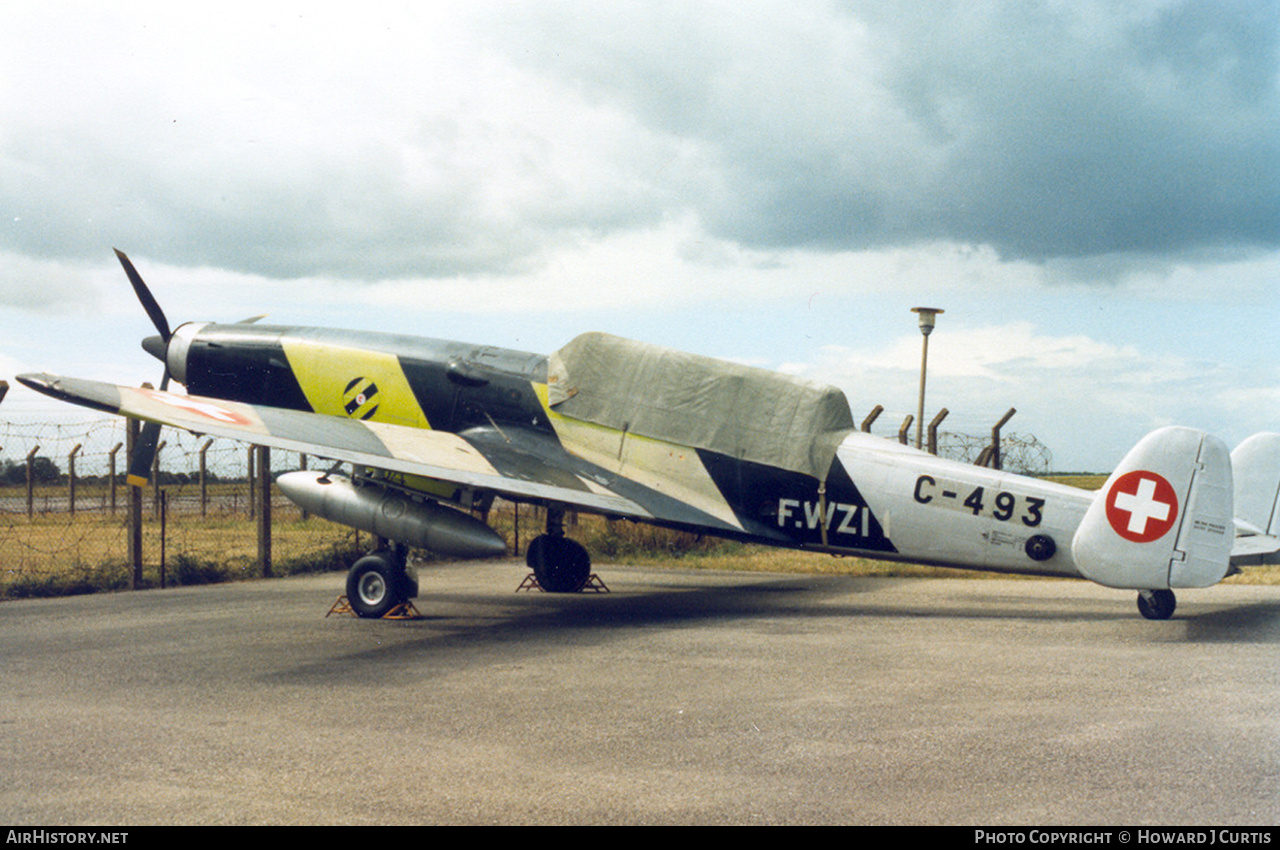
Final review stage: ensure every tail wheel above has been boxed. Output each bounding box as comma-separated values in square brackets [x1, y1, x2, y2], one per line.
[526, 535, 591, 593]
[1137, 589, 1177, 621]
[346, 551, 409, 618]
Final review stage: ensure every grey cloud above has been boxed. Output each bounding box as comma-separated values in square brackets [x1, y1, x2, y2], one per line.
[1, 2, 1275, 284]
[500, 1, 1280, 261]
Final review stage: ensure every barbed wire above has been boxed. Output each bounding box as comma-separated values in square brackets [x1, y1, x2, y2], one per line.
[936, 431, 1054, 475]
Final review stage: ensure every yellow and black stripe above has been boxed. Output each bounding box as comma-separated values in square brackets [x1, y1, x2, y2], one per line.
[342, 377, 379, 419]
[161, 322, 897, 554]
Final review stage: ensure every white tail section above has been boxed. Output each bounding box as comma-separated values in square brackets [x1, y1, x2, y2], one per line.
[1072, 427, 1233, 590]
[1232, 432, 1280, 536]
[1230, 432, 1280, 565]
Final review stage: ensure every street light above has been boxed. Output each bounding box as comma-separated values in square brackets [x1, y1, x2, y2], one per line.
[911, 307, 943, 450]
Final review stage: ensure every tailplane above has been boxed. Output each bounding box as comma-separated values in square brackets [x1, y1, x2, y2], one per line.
[1072, 427, 1233, 592]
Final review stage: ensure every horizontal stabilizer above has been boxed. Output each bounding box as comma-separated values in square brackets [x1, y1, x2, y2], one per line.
[1231, 432, 1280, 565]
[1232, 530, 1280, 563]
[1072, 427, 1233, 590]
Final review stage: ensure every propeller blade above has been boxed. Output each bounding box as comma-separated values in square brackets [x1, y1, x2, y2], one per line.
[125, 374, 169, 488]
[114, 249, 171, 342]
[127, 421, 163, 488]
[113, 250, 176, 487]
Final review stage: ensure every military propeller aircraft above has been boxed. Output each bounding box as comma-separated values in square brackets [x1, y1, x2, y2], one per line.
[17, 252, 1280, 620]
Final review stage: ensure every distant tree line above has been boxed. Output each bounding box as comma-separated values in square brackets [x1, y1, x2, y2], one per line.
[0, 457, 60, 484]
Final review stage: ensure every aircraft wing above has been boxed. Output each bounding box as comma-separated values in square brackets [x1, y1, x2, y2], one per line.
[16, 373, 654, 519]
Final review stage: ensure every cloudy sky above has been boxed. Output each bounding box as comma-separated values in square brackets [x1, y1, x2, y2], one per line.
[1, 1, 1276, 471]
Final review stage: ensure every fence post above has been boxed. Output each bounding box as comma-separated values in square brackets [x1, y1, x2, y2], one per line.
[67, 444, 82, 516]
[126, 420, 143, 589]
[860, 405, 884, 433]
[25, 445, 39, 518]
[927, 409, 949, 456]
[256, 446, 271, 577]
[108, 443, 122, 516]
[247, 447, 255, 519]
[298, 452, 308, 520]
[151, 440, 165, 518]
[990, 408, 1016, 470]
[159, 490, 167, 589]
[898, 415, 914, 445]
[199, 439, 213, 517]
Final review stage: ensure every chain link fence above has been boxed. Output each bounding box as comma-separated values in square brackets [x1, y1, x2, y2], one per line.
[0, 416, 1057, 597]
[0, 418, 363, 596]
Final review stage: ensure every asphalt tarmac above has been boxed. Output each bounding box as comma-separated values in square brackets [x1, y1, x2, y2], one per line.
[2, 561, 1278, 826]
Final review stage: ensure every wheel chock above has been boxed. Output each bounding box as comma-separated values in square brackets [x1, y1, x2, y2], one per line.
[516, 573, 610, 593]
[325, 596, 422, 619]
[326, 596, 355, 617]
[383, 601, 422, 620]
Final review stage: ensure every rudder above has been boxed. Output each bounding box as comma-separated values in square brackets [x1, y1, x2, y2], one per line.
[1072, 426, 1233, 590]
[1230, 432, 1280, 565]
[1232, 432, 1280, 536]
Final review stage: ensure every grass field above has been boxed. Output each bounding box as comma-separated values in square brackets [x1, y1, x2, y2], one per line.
[0, 493, 365, 597]
[3, 474, 1276, 598]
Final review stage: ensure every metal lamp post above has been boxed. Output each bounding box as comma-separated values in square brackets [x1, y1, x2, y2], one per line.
[911, 307, 943, 450]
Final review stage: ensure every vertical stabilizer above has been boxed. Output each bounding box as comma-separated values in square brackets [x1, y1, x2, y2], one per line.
[1232, 433, 1280, 536]
[1072, 427, 1233, 589]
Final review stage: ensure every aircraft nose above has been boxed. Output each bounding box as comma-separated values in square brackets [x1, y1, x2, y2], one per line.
[142, 334, 167, 362]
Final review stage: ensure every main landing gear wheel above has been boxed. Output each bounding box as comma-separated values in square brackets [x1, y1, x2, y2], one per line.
[1137, 589, 1177, 621]
[346, 550, 412, 619]
[526, 534, 591, 593]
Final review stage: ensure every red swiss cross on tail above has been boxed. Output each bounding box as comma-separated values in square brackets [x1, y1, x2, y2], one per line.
[1072, 427, 1232, 592]
[1104, 470, 1179, 543]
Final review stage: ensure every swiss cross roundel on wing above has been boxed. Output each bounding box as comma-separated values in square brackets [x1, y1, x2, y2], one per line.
[1104, 470, 1179, 543]
[138, 389, 254, 427]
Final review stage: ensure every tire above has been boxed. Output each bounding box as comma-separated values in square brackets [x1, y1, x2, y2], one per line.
[346, 552, 408, 619]
[1137, 589, 1176, 621]
[526, 535, 591, 593]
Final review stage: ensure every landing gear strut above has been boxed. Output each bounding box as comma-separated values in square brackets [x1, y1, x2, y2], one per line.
[1137, 589, 1177, 621]
[345, 544, 417, 618]
[526, 507, 591, 593]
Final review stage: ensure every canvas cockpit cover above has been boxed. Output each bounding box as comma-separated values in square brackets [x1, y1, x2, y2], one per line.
[547, 332, 856, 481]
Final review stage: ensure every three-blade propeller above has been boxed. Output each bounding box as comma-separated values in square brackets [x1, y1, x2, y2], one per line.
[115, 249, 171, 488]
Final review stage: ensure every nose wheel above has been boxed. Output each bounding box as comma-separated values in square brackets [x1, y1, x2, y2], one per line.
[1137, 589, 1176, 620]
[345, 546, 417, 618]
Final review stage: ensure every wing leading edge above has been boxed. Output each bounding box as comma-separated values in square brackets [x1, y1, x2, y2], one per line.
[16, 373, 651, 519]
